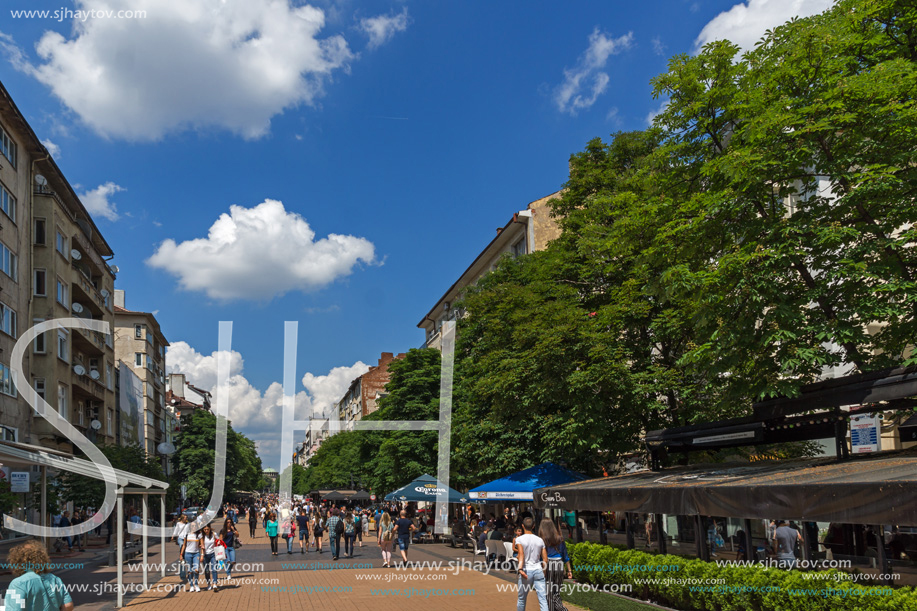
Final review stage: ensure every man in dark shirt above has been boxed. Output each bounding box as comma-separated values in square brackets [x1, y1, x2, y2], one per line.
[395, 510, 415, 565]
[478, 525, 490, 552]
[297, 509, 310, 553]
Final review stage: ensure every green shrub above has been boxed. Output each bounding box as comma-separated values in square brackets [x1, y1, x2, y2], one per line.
[567, 542, 914, 611]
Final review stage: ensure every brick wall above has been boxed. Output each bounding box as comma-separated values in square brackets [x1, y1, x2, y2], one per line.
[360, 352, 406, 417]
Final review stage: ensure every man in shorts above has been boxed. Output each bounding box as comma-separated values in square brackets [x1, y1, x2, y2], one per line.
[297, 508, 310, 554]
[395, 510, 415, 566]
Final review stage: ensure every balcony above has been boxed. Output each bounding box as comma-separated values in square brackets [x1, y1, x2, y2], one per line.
[72, 371, 107, 402]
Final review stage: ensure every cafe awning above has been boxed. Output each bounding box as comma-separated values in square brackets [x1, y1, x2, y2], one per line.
[384, 474, 468, 503]
[468, 462, 586, 502]
[533, 449, 917, 525]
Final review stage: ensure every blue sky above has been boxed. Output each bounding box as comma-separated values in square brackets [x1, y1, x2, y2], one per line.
[0, 0, 834, 469]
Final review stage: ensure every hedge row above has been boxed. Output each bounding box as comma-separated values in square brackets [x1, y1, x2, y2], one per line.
[567, 541, 917, 611]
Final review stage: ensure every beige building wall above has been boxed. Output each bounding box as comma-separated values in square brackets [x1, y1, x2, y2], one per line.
[0, 81, 119, 453]
[114, 295, 169, 469]
[0, 94, 34, 445]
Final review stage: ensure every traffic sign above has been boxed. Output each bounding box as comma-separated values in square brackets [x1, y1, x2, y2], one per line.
[370, 494, 376, 501]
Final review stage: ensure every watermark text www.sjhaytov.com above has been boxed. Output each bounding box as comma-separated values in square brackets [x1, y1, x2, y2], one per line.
[10, 8, 147, 22]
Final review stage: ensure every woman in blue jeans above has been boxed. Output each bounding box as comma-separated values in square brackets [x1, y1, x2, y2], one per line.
[220, 519, 239, 580]
[179, 526, 203, 592]
[343, 512, 356, 558]
[201, 524, 220, 590]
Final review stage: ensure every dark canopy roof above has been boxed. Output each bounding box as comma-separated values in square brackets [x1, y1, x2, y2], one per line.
[533, 449, 917, 525]
[349, 490, 371, 501]
[469, 462, 586, 502]
[323, 491, 348, 501]
[384, 474, 468, 503]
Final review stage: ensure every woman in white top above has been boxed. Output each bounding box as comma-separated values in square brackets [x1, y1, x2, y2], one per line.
[200, 524, 220, 590]
[172, 515, 191, 547]
[179, 527, 203, 592]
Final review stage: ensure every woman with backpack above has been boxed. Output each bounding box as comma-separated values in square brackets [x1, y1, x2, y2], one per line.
[311, 511, 325, 554]
[377, 511, 394, 567]
[343, 511, 356, 558]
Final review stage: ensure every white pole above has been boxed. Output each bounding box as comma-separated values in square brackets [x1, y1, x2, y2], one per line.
[40, 466, 47, 549]
[117, 491, 123, 608]
[142, 494, 149, 591]
[160, 495, 166, 577]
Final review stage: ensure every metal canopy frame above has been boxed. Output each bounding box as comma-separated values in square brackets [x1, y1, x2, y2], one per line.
[0, 440, 168, 608]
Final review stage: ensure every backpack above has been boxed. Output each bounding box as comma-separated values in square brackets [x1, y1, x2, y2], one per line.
[382, 523, 394, 541]
[335, 519, 345, 536]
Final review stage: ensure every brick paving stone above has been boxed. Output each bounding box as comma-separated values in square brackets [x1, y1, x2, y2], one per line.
[116, 535, 587, 611]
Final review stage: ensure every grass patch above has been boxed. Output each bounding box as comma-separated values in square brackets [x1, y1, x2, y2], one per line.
[563, 588, 662, 611]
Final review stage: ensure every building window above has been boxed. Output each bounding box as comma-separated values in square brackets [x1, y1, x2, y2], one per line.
[58, 329, 68, 362]
[107, 409, 113, 436]
[56, 231, 67, 257]
[512, 237, 527, 258]
[135, 353, 143, 367]
[0, 125, 16, 167]
[0, 182, 15, 223]
[146, 410, 154, 426]
[135, 324, 143, 339]
[34, 218, 46, 246]
[0, 362, 15, 397]
[33, 318, 45, 353]
[106, 362, 113, 390]
[0, 302, 17, 337]
[1, 426, 16, 442]
[58, 384, 68, 420]
[56, 279, 68, 306]
[0, 241, 17, 281]
[34, 269, 46, 296]
[78, 403, 85, 426]
[34, 378, 45, 401]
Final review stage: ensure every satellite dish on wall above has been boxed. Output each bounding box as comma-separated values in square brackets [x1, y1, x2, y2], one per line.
[71, 303, 84, 313]
[157, 442, 176, 455]
[89, 370, 101, 380]
[35, 175, 48, 186]
[111, 266, 120, 274]
[70, 249, 82, 260]
[100, 289, 110, 298]
[90, 420, 102, 430]
[73, 365, 86, 376]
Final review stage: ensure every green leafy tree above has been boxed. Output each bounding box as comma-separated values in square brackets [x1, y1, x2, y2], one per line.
[172, 410, 263, 503]
[57, 443, 165, 508]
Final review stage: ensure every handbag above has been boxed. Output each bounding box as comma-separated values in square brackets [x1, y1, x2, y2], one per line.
[214, 545, 227, 562]
[233, 538, 243, 549]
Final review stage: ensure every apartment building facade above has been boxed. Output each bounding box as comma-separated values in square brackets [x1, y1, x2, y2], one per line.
[0, 82, 120, 452]
[113, 290, 173, 471]
[417, 191, 562, 349]
[336, 352, 405, 423]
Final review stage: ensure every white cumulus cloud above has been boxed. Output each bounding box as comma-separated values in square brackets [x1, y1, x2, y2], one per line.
[147, 199, 376, 301]
[554, 28, 633, 115]
[9, 0, 354, 140]
[78, 181, 123, 221]
[359, 7, 410, 50]
[695, 0, 834, 53]
[166, 340, 368, 470]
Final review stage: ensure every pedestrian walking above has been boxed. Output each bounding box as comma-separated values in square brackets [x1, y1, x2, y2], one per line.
[266, 512, 279, 555]
[327, 509, 343, 560]
[58, 511, 73, 552]
[343, 511, 356, 558]
[297, 508, 310, 553]
[395, 509, 415, 566]
[312, 512, 325, 553]
[361, 510, 369, 545]
[172, 514, 190, 547]
[4, 541, 74, 611]
[538, 519, 572, 611]
[248, 506, 257, 538]
[773, 519, 802, 569]
[220, 518, 239, 581]
[516, 517, 549, 611]
[284, 515, 296, 554]
[179, 525, 203, 592]
[378, 511, 394, 567]
[200, 524, 222, 590]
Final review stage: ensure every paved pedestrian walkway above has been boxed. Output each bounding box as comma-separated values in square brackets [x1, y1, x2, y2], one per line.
[112, 529, 587, 611]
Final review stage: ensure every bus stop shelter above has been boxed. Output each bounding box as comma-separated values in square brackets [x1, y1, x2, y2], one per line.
[0, 439, 169, 607]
